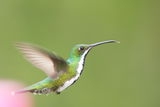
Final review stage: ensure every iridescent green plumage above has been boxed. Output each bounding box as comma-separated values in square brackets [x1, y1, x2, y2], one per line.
[15, 40, 119, 95]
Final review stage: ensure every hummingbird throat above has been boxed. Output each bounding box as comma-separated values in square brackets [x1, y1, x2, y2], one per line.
[56, 47, 92, 92]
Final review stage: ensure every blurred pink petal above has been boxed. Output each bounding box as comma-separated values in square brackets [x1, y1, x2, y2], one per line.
[0, 80, 34, 107]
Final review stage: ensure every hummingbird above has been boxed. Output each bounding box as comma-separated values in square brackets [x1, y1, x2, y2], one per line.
[14, 40, 119, 95]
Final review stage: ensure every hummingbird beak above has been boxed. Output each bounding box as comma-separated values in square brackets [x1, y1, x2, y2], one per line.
[89, 40, 120, 48]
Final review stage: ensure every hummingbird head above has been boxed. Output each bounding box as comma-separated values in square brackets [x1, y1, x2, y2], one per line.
[69, 40, 119, 59]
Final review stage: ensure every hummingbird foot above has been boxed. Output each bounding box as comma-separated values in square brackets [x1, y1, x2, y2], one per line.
[55, 91, 61, 94]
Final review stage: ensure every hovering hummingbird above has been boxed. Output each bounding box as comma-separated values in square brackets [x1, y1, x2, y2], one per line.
[15, 40, 119, 95]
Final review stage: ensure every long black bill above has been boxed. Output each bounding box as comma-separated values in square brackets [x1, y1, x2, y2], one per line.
[89, 40, 119, 47]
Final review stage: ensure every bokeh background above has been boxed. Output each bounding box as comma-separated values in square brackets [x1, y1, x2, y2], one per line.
[0, 0, 159, 107]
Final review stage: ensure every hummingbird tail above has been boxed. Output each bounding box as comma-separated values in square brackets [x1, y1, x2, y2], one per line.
[13, 89, 32, 95]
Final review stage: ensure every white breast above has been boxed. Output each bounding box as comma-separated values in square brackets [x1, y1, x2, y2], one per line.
[56, 48, 91, 92]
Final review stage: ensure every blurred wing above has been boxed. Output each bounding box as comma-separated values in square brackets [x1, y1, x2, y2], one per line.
[16, 43, 68, 79]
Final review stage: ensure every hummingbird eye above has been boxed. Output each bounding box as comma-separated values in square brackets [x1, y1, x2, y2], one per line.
[79, 46, 85, 51]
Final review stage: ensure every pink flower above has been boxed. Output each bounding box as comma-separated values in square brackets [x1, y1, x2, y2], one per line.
[0, 80, 34, 107]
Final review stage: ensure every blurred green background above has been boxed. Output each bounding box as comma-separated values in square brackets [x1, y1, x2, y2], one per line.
[0, 0, 160, 107]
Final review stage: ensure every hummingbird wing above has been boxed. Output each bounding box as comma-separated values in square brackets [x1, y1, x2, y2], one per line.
[16, 43, 68, 79]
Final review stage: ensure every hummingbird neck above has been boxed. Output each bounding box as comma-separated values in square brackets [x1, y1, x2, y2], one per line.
[67, 55, 80, 65]
[67, 47, 92, 72]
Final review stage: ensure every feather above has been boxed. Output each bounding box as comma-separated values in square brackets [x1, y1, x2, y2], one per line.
[16, 43, 68, 78]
